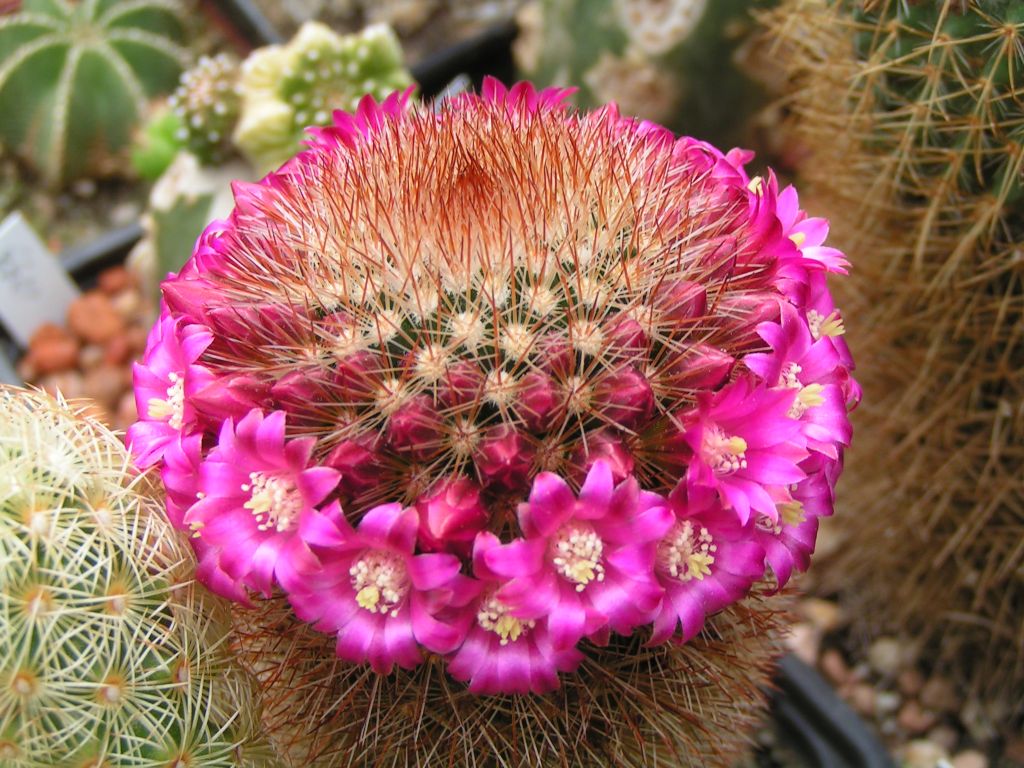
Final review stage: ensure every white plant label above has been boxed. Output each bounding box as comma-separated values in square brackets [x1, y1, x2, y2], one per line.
[0, 212, 80, 347]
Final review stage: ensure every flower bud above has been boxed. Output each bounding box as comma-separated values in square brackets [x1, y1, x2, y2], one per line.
[570, 430, 634, 482]
[475, 424, 534, 491]
[517, 371, 559, 431]
[416, 476, 488, 555]
[594, 366, 654, 429]
[386, 395, 441, 460]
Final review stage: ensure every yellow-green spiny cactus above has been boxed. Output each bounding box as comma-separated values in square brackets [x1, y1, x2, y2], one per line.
[0, 387, 275, 766]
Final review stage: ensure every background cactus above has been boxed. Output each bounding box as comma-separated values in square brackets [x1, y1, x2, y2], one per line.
[234, 21, 413, 173]
[758, 0, 1024, 722]
[0, 387, 275, 766]
[517, 0, 773, 144]
[168, 52, 243, 165]
[0, 0, 191, 187]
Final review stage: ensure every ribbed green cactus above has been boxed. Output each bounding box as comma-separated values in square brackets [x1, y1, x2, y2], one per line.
[234, 21, 413, 173]
[0, 0, 191, 187]
[0, 387, 275, 766]
[518, 0, 773, 142]
[760, 0, 1024, 720]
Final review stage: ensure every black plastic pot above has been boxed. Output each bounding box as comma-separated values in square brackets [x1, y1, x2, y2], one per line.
[769, 654, 894, 768]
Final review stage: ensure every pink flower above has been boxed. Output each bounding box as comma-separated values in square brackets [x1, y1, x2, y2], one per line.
[751, 454, 838, 588]
[650, 484, 766, 644]
[744, 303, 853, 459]
[485, 461, 673, 649]
[288, 502, 464, 674]
[776, 185, 849, 275]
[127, 314, 215, 468]
[682, 378, 808, 525]
[416, 476, 489, 556]
[182, 409, 339, 597]
[447, 532, 584, 694]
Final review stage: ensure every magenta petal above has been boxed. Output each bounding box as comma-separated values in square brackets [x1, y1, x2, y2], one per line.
[380, 610, 421, 671]
[521, 472, 575, 537]
[335, 610, 380, 668]
[297, 466, 341, 505]
[577, 460, 614, 513]
[547, 586, 589, 649]
[298, 507, 349, 548]
[358, 503, 417, 552]
[411, 596, 461, 654]
[408, 553, 461, 591]
[483, 538, 546, 578]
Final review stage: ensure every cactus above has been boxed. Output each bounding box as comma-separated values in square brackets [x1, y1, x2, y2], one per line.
[167, 52, 243, 166]
[518, 0, 774, 143]
[760, 0, 1024, 717]
[0, 0, 191, 187]
[233, 21, 413, 173]
[128, 82, 856, 763]
[232, 589, 789, 768]
[0, 387, 275, 766]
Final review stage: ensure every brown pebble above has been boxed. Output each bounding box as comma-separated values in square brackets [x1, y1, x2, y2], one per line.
[27, 324, 80, 375]
[78, 344, 104, 370]
[900, 740, 949, 768]
[920, 676, 961, 714]
[927, 724, 959, 753]
[820, 649, 850, 686]
[799, 598, 846, 633]
[110, 289, 142, 320]
[898, 668, 926, 698]
[785, 623, 821, 666]
[898, 700, 938, 735]
[83, 365, 125, 410]
[126, 325, 150, 354]
[847, 682, 876, 718]
[67, 291, 125, 345]
[103, 334, 132, 366]
[98, 266, 133, 295]
[1004, 737, 1024, 764]
[950, 749, 988, 768]
[35, 371, 85, 400]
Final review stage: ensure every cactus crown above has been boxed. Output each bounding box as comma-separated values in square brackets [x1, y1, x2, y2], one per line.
[168, 52, 242, 165]
[0, 0, 190, 186]
[0, 388, 269, 767]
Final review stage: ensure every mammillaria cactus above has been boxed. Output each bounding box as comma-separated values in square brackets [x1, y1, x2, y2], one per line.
[129, 81, 857, 764]
[168, 52, 243, 165]
[0, 387, 273, 766]
[0, 0, 190, 187]
[518, 0, 772, 142]
[233, 21, 413, 173]
[760, 0, 1024, 717]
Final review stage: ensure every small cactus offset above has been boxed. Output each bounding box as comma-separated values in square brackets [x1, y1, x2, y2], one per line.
[760, 0, 1024, 715]
[234, 21, 413, 173]
[0, 387, 275, 766]
[0, 0, 191, 187]
[169, 52, 243, 165]
[518, 0, 773, 142]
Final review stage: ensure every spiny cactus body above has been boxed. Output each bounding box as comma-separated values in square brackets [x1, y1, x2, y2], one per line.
[0, 387, 274, 766]
[760, 0, 1024, 717]
[169, 52, 242, 166]
[0, 0, 190, 187]
[234, 588, 789, 768]
[234, 21, 413, 173]
[519, 0, 772, 142]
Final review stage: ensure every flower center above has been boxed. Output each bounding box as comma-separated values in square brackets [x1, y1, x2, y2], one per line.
[807, 309, 845, 340]
[702, 426, 748, 474]
[350, 550, 408, 617]
[147, 372, 185, 429]
[657, 520, 716, 582]
[552, 524, 605, 592]
[777, 500, 806, 527]
[242, 472, 303, 533]
[789, 383, 825, 419]
[477, 590, 534, 645]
